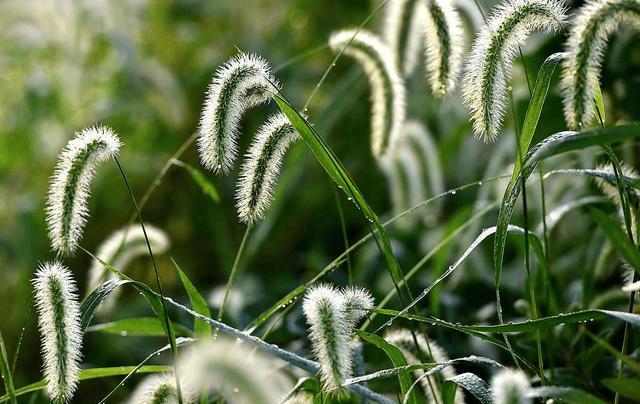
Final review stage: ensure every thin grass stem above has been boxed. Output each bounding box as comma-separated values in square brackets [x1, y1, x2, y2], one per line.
[0, 331, 17, 404]
[332, 186, 353, 284]
[217, 225, 252, 322]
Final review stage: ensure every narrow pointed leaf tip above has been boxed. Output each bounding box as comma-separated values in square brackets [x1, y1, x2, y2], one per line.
[461, 0, 567, 141]
[236, 112, 300, 224]
[561, 0, 640, 129]
[302, 284, 373, 391]
[33, 262, 83, 403]
[198, 52, 280, 174]
[46, 125, 121, 256]
[329, 29, 407, 158]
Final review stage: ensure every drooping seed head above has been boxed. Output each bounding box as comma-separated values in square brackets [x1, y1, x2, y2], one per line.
[126, 372, 195, 404]
[383, 0, 428, 77]
[461, 0, 567, 141]
[424, 0, 466, 96]
[198, 52, 280, 174]
[341, 286, 374, 329]
[490, 368, 532, 404]
[33, 262, 83, 403]
[561, 0, 640, 129]
[86, 223, 170, 312]
[329, 29, 407, 158]
[385, 329, 464, 404]
[236, 112, 300, 224]
[46, 126, 121, 256]
[302, 284, 350, 391]
[178, 337, 291, 403]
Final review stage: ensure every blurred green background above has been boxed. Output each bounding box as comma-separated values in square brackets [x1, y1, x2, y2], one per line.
[2, 0, 640, 402]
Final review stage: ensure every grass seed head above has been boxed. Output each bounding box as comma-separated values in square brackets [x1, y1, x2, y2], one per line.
[490, 368, 531, 404]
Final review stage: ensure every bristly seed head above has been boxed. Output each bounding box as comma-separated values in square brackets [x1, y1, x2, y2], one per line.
[383, 0, 428, 77]
[490, 368, 532, 404]
[198, 52, 280, 175]
[461, 0, 567, 141]
[236, 112, 300, 224]
[302, 284, 373, 392]
[329, 29, 407, 158]
[33, 262, 83, 404]
[561, 0, 640, 130]
[46, 126, 121, 256]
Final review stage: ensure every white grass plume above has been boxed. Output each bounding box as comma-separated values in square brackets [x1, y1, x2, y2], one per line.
[46, 126, 121, 256]
[86, 223, 170, 312]
[329, 29, 407, 158]
[236, 112, 300, 224]
[383, 0, 428, 77]
[424, 0, 466, 96]
[490, 368, 531, 404]
[302, 284, 373, 392]
[461, 0, 566, 141]
[178, 336, 291, 403]
[385, 329, 464, 404]
[561, 0, 640, 129]
[126, 372, 194, 404]
[198, 52, 280, 174]
[33, 262, 83, 403]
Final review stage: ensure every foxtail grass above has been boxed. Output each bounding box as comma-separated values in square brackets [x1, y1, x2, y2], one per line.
[329, 29, 406, 158]
[490, 368, 531, 404]
[424, 0, 465, 96]
[198, 52, 280, 174]
[461, 0, 566, 140]
[383, 0, 427, 77]
[46, 126, 121, 256]
[33, 262, 83, 403]
[561, 0, 640, 129]
[236, 112, 300, 224]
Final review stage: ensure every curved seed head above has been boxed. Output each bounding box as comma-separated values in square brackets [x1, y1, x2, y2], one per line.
[33, 262, 83, 403]
[424, 0, 466, 96]
[383, 0, 428, 77]
[490, 368, 531, 404]
[126, 372, 195, 404]
[329, 29, 407, 158]
[46, 126, 121, 256]
[561, 0, 640, 129]
[236, 112, 299, 224]
[86, 223, 170, 312]
[198, 52, 280, 174]
[461, 0, 566, 141]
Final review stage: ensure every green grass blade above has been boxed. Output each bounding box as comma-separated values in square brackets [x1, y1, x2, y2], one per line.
[0, 366, 171, 403]
[375, 308, 640, 333]
[171, 258, 212, 337]
[355, 330, 419, 404]
[275, 94, 410, 303]
[86, 317, 192, 337]
[494, 123, 640, 296]
[590, 207, 640, 273]
[172, 159, 220, 203]
[601, 378, 640, 400]
[0, 331, 16, 404]
[518, 52, 566, 170]
[445, 373, 491, 404]
[80, 278, 129, 332]
[528, 386, 609, 404]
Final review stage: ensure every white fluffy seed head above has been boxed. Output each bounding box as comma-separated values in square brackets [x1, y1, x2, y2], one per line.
[178, 337, 291, 404]
[126, 372, 195, 404]
[235, 112, 300, 224]
[86, 223, 170, 312]
[383, 0, 428, 77]
[384, 329, 463, 404]
[329, 29, 407, 158]
[33, 262, 83, 403]
[46, 126, 121, 256]
[561, 0, 640, 129]
[198, 52, 280, 174]
[461, 0, 567, 141]
[341, 286, 374, 329]
[490, 368, 532, 404]
[424, 0, 466, 96]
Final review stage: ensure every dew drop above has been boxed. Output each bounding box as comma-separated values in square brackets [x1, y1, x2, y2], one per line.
[120, 331, 128, 336]
[477, 181, 483, 186]
[450, 190, 457, 195]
